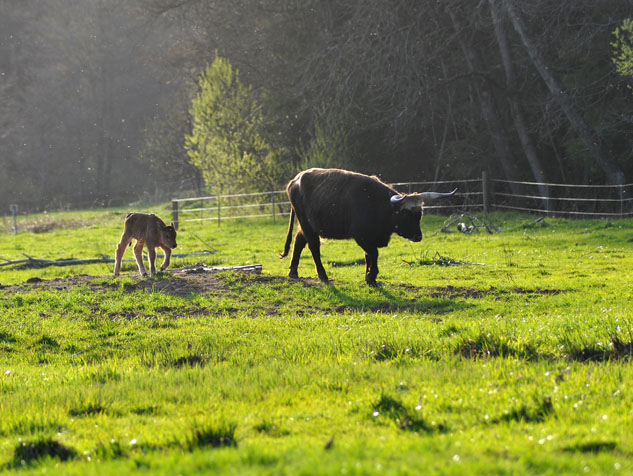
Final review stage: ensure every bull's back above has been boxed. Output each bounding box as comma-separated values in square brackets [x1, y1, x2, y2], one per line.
[288, 169, 393, 240]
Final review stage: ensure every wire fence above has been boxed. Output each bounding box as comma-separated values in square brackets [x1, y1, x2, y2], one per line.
[171, 178, 477, 227]
[491, 179, 633, 217]
[172, 190, 291, 225]
[171, 174, 633, 227]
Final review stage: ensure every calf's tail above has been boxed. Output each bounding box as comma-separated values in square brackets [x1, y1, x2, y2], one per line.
[280, 208, 295, 259]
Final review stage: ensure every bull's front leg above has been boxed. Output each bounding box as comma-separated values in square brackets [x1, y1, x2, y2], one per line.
[133, 241, 148, 277]
[159, 246, 172, 272]
[357, 240, 379, 286]
[364, 248, 379, 286]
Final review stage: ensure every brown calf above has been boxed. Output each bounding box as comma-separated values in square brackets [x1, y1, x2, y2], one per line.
[114, 213, 177, 277]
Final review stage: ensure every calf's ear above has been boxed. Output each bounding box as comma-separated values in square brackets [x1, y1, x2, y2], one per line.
[170, 221, 176, 229]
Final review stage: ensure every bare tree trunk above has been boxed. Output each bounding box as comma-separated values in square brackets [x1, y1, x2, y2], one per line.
[449, 9, 521, 195]
[489, 0, 549, 210]
[431, 61, 454, 183]
[503, 0, 624, 186]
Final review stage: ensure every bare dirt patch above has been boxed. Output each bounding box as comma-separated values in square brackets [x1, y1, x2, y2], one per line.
[1, 267, 321, 297]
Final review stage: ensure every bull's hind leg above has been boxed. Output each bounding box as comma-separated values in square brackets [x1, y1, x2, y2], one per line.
[301, 228, 328, 282]
[114, 234, 132, 276]
[307, 238, 328, 282]
[133, 241, 148, 277]
[289, 231, 307, 279]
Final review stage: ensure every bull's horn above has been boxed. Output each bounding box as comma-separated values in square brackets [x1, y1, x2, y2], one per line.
[391, 193, 424, 211]
[418, 188, 457, 200]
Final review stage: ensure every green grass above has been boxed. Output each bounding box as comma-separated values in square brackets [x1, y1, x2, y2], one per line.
[1, 209, 633, 474]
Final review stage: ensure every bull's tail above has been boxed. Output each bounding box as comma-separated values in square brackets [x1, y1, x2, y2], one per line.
[280, 208, 295, 259]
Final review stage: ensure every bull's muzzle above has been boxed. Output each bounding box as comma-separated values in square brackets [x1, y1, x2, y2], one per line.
[410, 234, 422, 242]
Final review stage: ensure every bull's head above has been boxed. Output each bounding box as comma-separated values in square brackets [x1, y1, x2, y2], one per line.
[390, 189, 457, 242]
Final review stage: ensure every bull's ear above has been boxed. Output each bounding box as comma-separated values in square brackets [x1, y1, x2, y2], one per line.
[170, 221, 175, 229]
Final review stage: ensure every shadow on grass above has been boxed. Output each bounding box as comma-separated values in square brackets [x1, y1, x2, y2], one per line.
[563, 335, 633, 362]
[454, 332, 539, 360]
[562, 441, 617, 453]
[371, 393, 448, 434]
[8, 438, 76, 468]
[327, 258, 365, 268]
[322, 283, 470, 315]
[490, 396, 554, 424]
[186, 420, 238, 450]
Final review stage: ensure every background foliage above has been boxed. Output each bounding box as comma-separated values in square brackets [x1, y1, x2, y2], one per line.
[185, 56, 288, 194]
[1, 0, 632, 209]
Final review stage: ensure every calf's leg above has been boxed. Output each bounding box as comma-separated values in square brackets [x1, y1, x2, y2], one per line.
[159, 246, 172, 272]
[148, 246, 157, 277]
[133, 241, 148, 277]
[114, 235, 131, 276]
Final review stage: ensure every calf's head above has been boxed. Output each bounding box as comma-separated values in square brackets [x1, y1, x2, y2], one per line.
[160, 222, 178, 249]
[390, 189, 457, 242]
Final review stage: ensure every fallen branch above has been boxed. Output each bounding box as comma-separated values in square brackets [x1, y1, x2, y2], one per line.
[404, 252, 485, 267]
[0, 251, 215, 269]
[440, 213, 501, 235]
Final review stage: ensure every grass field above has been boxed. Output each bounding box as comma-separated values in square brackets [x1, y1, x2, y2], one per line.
[1, 206, 633, 475]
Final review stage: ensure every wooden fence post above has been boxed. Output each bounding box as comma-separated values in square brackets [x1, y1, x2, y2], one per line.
[482, 171, 489, 214]
[271, 192, 276, 223]
[217, 196, 221, 226]
[171, 201, 179, 230]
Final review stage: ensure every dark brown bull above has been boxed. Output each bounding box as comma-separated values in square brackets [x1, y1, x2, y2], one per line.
[114, 213, 177, 277]
[280, 168, 456, 285]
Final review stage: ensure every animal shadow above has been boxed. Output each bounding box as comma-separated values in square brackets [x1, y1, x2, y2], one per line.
[321, 281, 469, 315]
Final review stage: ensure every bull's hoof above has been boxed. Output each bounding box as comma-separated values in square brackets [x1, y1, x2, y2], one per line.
[318, 275, 329, 283]
[141, 272, 149, 278]
[366, 279, 379, 287]
[288, 270, 299, 279]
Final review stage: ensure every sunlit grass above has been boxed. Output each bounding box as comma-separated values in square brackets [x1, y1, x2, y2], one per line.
[1, 209, 633, 474]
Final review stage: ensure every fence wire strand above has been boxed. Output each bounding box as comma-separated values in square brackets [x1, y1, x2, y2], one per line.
[172, 177, 633, 225]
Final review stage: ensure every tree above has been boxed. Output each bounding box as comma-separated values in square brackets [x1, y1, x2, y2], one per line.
[139, 93, 202, 198]
[613, 18, 633, 86]
[504, 0, 625, 185]
[185, 55, 288, 194]
[487, 0, 548, 206]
